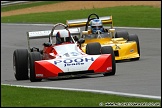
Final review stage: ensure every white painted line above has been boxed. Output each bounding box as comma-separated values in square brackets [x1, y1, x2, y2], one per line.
[1, 23, 161, 30]
[114, 26, 161, 30]
[1, 23, 54, 26]
[2, 83, 161, 100]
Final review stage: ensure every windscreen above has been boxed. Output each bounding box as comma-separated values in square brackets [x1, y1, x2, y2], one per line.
[54, 44, 84, 58]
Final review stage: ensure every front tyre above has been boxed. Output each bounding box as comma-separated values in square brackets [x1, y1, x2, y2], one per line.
[115, 31, 129, 40]
[13, 49, 29, 80]
[86, 42, 101, 55]
[29, 52, 42, 82]
[128, 34, 140, 55]
[101, 46, 116, 76]
[128, 34, 140, 60]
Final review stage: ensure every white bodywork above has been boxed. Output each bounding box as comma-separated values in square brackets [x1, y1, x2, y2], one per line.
[54, 44, 85, 58]
[27, 28, 81, 51]
[46, 54, 100, 72]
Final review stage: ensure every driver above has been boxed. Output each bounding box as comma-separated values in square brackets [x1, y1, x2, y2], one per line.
[90, 19, 105, 34]
[55, 30, 72, 45]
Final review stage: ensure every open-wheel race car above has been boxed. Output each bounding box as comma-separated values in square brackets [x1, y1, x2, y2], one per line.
[13, 23, 116, 82]
[66, 13, 140, 61]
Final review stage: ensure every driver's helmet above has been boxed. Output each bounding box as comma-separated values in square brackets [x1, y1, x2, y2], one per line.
[90, 19, 104, 34]
[55, 30, 71, 45]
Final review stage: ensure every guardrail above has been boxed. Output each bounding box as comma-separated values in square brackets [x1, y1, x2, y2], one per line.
[1, 1, 30, 6]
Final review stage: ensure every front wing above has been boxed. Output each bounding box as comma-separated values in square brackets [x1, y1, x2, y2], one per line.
[35, 55, 113, 78]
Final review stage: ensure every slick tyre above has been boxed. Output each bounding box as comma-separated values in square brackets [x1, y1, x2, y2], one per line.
[128, 34, 140, 60]
[13, 49, 29, 80]
[115, 31, 129, 40]
[101, 46, 116, 76]
[29, 52, 42, 82]
[86, 42, 101, 55]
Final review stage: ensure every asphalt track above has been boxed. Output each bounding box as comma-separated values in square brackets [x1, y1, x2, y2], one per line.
[1, 23, 161, 99]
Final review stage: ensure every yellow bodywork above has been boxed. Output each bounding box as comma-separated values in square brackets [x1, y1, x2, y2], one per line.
[81, 37, 140, 61]
[66, 15, 140, 61]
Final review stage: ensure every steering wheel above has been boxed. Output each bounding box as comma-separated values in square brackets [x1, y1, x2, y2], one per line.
[85, 13, 99, 31]
[49, 23, 70, 44]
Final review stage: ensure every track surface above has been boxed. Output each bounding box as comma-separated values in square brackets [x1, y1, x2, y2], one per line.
[1, 23, 161, 97]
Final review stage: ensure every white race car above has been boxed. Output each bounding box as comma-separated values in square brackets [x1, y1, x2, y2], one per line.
[13, 23, 116, 82]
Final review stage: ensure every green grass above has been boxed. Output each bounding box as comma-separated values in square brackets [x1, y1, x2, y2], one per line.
[1, 1, 64, 12]
[1, 85, 161, 107]
[1, 6, 161, 28]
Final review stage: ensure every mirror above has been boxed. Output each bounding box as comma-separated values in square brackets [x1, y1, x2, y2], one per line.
[78, 38, 85, 44]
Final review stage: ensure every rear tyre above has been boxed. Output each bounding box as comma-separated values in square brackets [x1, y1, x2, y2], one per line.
[29, 52, 42, 82]
[13, 49, 29, 80]
[101, 46, 116, 76]
[128, 34, 140, 60]
[86, 42, 101, 55]
[115, 31, 129, 40]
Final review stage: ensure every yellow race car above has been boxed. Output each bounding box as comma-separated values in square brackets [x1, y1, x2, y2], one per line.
[66, 13, 140, 61]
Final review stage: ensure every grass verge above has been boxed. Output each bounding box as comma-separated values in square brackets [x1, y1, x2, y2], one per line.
[1, 6, 161, 28]
[1, 85, 161, 107]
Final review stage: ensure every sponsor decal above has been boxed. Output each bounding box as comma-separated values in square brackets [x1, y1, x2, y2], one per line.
[130, 49, 134, 52]
[36, 74, 43, 77]
[107, 67, 112, 70]
[54, 57, 94, 67]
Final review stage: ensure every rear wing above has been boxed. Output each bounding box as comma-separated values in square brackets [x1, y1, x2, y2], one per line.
[27, 28, 81, 50]
[66, 16, 113, 28]
[27, 28, 80, 39]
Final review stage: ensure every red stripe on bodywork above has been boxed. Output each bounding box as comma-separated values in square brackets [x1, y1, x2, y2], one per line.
[35, 61, 63, 78]
[88, 54, 112, 73]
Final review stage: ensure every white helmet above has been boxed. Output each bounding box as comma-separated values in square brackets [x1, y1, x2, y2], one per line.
[55, 30, 71, 45]
[90, 19, 104, 34]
